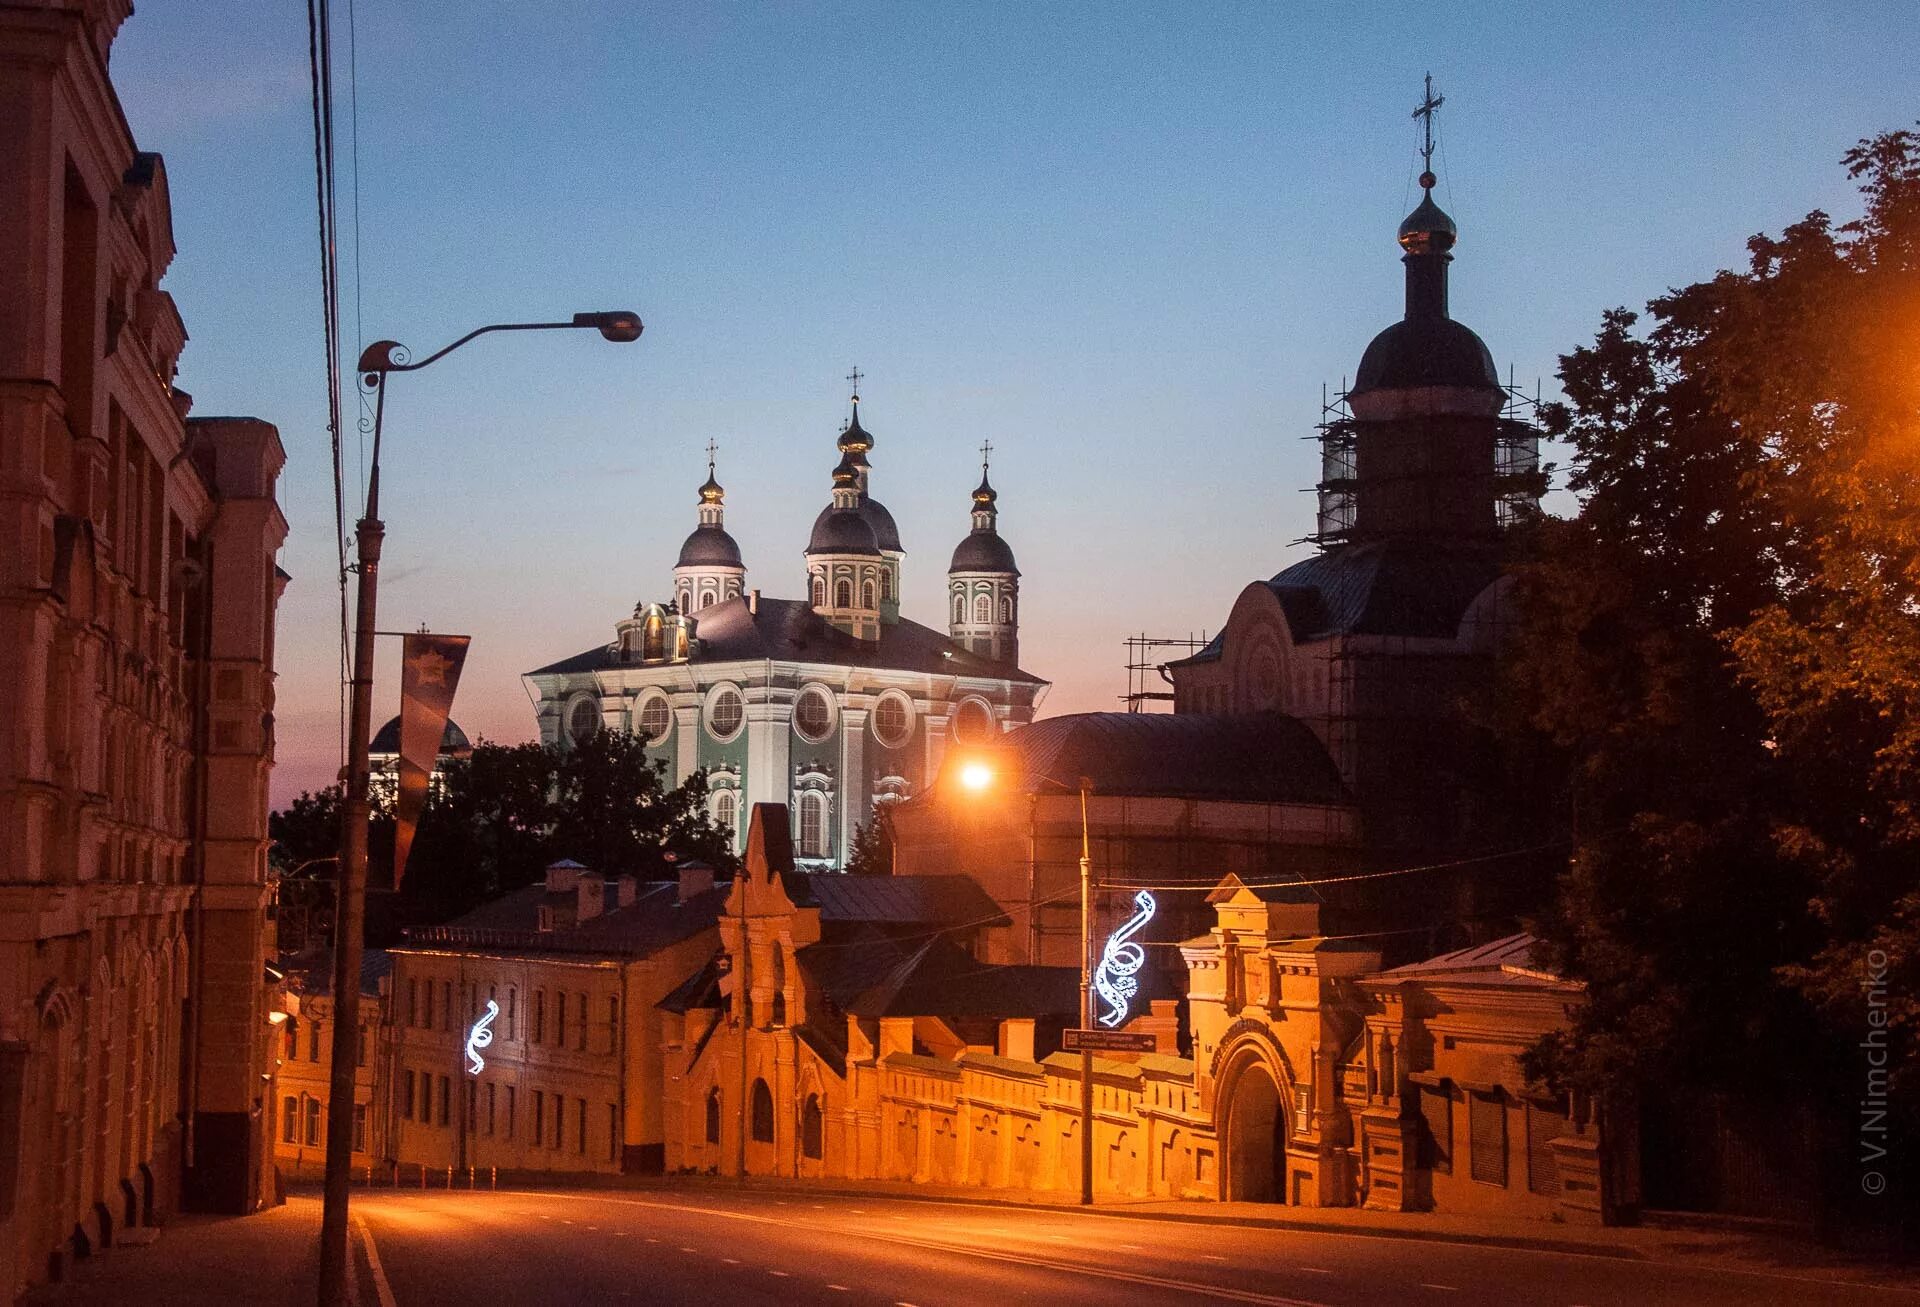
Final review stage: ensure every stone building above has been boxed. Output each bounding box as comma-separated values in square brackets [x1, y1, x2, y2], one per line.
[526, 402, 1046, 868]
[0, 2, 287, 1294]
[272, 951, 394, 1180]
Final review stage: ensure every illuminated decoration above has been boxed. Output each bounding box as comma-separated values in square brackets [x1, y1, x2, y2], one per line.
[464, 999, 500, 1075]
[1092, 890, 1156, 1028]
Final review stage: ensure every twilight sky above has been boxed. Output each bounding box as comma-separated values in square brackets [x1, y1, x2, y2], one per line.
[110, 1, 1915, 806]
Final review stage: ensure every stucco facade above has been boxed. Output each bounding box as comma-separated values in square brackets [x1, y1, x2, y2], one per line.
[0, 1, 287, 1295]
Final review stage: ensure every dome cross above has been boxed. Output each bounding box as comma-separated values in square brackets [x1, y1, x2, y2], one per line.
[1413, 72, 1445, 184]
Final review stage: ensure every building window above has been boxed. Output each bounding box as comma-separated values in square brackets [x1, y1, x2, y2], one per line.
[353, 1103, 368, 1153]
[407, 979, 418, 1027]
[423, 980, 434, 1030]
[486, 1082, 497, 1136]
[282, 1096, 299, 1144]
[706, 687, 744, 741]
[1000, 596, 1013, 624]
[506, 1085, 517, 1139]
[637, 694, 672, 744]
[438, 1076, 451, 1127]
[402, 1070, 416, 1121]
[1469, 1090, 1506, 1185]
[802, 1095, 823, 1161]
[871, 694, 911, 748]
[607, 996, 620, 1050]
[609, 1103, 621, 1163]
[1419, 1083, 1453, 1175]
[534, 990, 546, 1043]
[861, 580, 875, 609]
[798, 792, 828, 859]
[812, 575, 826, 607]
[308, 1019, 321, 1062]
[304, 1097, 322, 1147]
[881, 569, 893, 601]
[951, 592, 965, 624]
[1527, 1099, 1570, 1196]
[793, 688, 834, 743]
[283, 1017, 298, 1061]
[713, 789, 737, 835]
[557, 992, 568, 1047]
[576, 993, 588, 1051]
[554, 1095, 565, 1149]
[577, 1098, 588, 1154]
[974, 593, 991, 623]
[705, 1088, 722, 1145]
[950, 698, 995, 744]
[507, 988, 517, 1040]
[569, 697, 601, 743]
[750, 1079, 774, 1143]
[466, 1081, 478, 1133]
[440, 980, 452, 1030]
[534, 1091, 545, 1145]
[835, 579, 852, 608]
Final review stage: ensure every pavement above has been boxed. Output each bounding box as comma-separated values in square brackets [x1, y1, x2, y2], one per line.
[20, 1180, 1920, 1306]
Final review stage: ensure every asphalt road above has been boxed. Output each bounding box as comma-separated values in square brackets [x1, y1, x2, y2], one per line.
[348, 1187, 1908, 1306]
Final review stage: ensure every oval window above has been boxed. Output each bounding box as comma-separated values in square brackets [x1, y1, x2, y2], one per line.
[794, 688, 834, 743]
[707, 688, 744, 740]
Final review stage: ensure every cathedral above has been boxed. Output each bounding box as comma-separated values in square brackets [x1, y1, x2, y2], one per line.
[525, 390, 1047, 866]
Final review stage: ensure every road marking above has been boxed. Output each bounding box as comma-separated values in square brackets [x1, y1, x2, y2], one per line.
[680, 1246, 698, 1253]
[351, 1212, 400, 1307]
[1421, 1286, 1459, 1293]
[722, 1257, 740, 1264]
[1298, 1267, 1333, 1274]
[770, 1270, 791, 1278]
[520, 1193, 1327, 1307]
[1204, 1255, 1228, 1262]
[826, 1286, 850, 1292]
[644, 1237, 659, 1244]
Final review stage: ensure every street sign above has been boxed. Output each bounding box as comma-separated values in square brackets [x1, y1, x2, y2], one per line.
[1063, 1028, 1158, 1053]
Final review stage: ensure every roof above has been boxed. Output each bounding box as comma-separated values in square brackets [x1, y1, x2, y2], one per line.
[810, 495, 902, 554]
[806, 506, 880, 556]
[528, 595, 1044, 683]
[281, 948, 392, 998]
[950, 711, 1348, 806]
[782, 873, 1008, 928]
[369, 715, 470, 755]
[400, 880, 729, 959]
[1377, 932, 1570, 988]
[676, 523, 743, 568]
[950, 530, 1018, 575]
[1264, 539, 1502, 641]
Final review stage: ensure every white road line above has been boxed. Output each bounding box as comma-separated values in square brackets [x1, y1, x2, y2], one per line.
[722, 1257, 740, 1264]
[1421, 1286, 1459, 1293]
[1299, 1267, 1333, 1274]
[770, 1270, 791, 1277]
[351, 1213, 400, 1307]
[644, 1237, 659, 1244]
[826, 1285, 850, 1292]
[680, 1246, 698, 1253]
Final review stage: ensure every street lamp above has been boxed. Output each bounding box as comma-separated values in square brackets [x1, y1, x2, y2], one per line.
[955, 758, 1098, 1205]
[317, 311, 641, 1306]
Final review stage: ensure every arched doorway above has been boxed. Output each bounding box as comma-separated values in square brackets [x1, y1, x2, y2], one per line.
[1223, 1060, 1288, 1203]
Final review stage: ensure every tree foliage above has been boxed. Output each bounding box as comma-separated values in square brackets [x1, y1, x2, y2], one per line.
[1507, 128, 1920, 1113]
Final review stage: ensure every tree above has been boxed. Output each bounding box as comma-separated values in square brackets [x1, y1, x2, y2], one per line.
[844, 807, 895, 876]
[1506, 129, 1920, 1131]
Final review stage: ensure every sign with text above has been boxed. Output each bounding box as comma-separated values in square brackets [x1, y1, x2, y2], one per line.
[1063, 1028, 1158, 1053]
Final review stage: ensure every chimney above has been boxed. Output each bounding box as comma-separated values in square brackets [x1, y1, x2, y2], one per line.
[616, 874, 638, 908]
[678, 861, 714, 902]
[544, 859, 583, 896]
[748, 589, 760, 615]
[577, 871, 605, 923]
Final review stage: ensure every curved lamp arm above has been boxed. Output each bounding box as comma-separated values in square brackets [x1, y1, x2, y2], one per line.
[356, 311, 642, 377]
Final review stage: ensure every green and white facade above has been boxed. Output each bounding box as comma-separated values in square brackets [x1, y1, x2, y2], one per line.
[525, 399, 1045, 868]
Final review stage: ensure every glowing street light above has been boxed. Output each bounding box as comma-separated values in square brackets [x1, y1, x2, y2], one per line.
[955, 754, 1099, 1205]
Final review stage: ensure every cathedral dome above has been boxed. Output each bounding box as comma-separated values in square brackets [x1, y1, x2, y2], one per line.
[676, 523, 743, 568]
[1352, 316, 1499, 394]
[808, 508, 880, 555]
[808, 498, 901, 553]
[1397, 185, 1457, 255]
[370, 715, 469, 755]
[949, 531, 1017, 574]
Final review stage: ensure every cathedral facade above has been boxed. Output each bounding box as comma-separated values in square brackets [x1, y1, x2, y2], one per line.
[526, 395, 1046, 867]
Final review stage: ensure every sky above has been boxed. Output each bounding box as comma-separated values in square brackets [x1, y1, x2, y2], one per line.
[108, 1, 1916, 806]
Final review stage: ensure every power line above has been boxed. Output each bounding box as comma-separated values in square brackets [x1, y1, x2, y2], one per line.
[1099, 841, 1565, 893]
[305, 0, 349, 770]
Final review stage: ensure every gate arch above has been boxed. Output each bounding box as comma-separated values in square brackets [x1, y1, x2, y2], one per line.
[1215, 1033, 1295, 1203]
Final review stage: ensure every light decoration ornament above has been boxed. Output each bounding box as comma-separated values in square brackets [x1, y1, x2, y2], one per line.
[464, 999, 500, 1075]
[1092, 890, 1156, 1028]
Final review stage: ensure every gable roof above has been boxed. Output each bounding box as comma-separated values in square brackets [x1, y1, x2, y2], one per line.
[783, 872, 1008, 928]
[528, 595, 1044, 683]
[1377, 932, 1571, 988]
[399, 880, 729, 959]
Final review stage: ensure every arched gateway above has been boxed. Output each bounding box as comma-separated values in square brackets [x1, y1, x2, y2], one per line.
[1217, 1043, 1291, 1203]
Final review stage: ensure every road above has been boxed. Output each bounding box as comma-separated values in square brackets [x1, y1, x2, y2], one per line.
[347, 1186, 1907, 1306]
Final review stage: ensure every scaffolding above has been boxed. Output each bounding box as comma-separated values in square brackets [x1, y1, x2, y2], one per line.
[1303, 370, 1546, 549]
[1122, 632, 1210, 712]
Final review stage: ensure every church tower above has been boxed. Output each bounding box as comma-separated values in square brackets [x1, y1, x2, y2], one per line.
[805, 451, 883, 642]
[673, 444, 746, 614]
[947, 446, 1019, 664]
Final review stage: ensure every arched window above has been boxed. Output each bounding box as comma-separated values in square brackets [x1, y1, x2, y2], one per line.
[798, 792, 827, 859]
[706, 687, 744, 741]
[812, 575, 826, 607]
[643, 613, 666, 661]
[568, 698, 600, 744]
[698, 584, 716, 611]
[835, 579, 852, 609]
[712, 790, 737, 835]
[638, 696, 672, 744]
[750, 1079, 774, 1143]
[770, 946, 787, 1027]
[1001, 596, 1013, 624]
[881, 570, 893, 601]
[705, 1087, 722, 1144]
[974, 594, 991, 623]
[952, 592, 965, 625]
[793, 688, 834, 743]
[861, 580, 875, 609]
[802, 1095, 823, 1160]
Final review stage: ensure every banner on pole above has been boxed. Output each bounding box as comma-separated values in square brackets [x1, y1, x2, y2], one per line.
[391, 631, 469, 890]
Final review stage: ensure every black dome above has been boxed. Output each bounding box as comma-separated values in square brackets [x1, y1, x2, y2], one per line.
[809, 499, 899, 553]
[1352, 316, 1500, 395]
[370, 715, 469, 755]
[807, 508, 880, 555]
[676, 524, 743, 568]
[950, 531, 1018, 574]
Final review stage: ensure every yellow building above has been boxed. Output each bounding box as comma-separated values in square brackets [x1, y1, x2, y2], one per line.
[272, 951, 394, 1179]
[386, 862, 726, 1176]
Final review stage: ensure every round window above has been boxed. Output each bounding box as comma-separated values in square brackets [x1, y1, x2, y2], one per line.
[707, 687, 744, 740]
[872, 695, 911, 748]
[637, 695, 672, 744]
[950, 698, 994, 744]
[568, 697, 601, 743]
[794, 688, 834, 743]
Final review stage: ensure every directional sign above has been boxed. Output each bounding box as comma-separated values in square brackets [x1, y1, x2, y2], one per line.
[1063, 1028, 1158, 1053]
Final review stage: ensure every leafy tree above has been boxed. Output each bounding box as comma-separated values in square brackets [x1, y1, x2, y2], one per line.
[844, 808, 895, 876]
[1507, 129, 1920, 1129]
[268, 785, 344, 874]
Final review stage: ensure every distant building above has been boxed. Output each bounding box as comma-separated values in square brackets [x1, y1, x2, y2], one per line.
[274, 951, 395, 1177]
[0, 1, 288, 1294]
[367, 714, 471, 807]
[526, 403, 1046, 867]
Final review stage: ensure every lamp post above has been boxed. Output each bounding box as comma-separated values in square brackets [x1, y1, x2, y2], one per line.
[316, 311, 641, 1306]
[959, 760, 1096, 1205]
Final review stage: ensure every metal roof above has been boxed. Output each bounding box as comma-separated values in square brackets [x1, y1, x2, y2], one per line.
[785, 872, 1008, 928]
